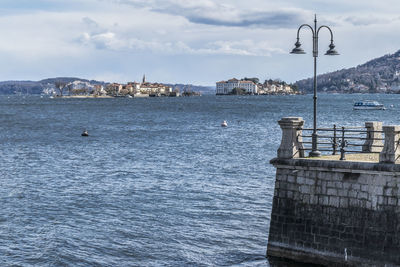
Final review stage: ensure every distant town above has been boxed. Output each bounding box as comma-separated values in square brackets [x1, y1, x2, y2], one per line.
[216, 78, 300, 95]
[46, 75, 201, 98]
[41, 76, 300, 98]
[0, 76, 214, 96]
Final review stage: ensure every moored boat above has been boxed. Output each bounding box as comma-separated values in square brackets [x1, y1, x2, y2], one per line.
[353, 100, 385, 110]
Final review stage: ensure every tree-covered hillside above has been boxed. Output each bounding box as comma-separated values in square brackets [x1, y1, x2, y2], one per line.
[295, 50, 400, 93]
[0, 77, 106, 95]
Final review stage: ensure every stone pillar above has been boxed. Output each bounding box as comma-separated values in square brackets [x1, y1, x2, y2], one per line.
[277, 117, 304, 159]
[379, 125, 400, 163]
[362, 121, 383, 152]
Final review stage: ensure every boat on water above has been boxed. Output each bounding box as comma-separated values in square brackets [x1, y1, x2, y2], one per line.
[221, 120, 228, 127]
[81, 130, 89, 137]
[149, 93, 161, 97]
[353, 100, 385, 110]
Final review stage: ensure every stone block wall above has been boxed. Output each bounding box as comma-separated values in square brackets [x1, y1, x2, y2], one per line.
[267, 158, 400, 266]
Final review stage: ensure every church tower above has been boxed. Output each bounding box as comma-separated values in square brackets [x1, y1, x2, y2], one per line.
[142, 74, 146, 84]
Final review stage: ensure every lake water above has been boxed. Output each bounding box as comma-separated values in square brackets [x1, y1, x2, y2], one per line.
[0, 94, 399, 266]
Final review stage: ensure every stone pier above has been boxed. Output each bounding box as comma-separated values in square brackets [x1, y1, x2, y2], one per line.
[267, 117, 400, 266]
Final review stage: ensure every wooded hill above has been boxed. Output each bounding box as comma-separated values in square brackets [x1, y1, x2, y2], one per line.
[0, 77, 105, 95]
[295, 50, 400, 93]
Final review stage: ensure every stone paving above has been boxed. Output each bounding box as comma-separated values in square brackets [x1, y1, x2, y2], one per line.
[309, 153, 379, 162]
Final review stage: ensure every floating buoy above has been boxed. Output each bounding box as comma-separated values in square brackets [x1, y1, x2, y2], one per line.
[221, 120, 228, 127]
[81, 130, 89, 137]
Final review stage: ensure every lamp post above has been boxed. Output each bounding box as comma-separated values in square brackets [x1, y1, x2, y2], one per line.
[291, 15, 339, 157]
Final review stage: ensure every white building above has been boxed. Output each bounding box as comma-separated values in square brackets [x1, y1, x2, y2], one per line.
[216, 78, 258, 95]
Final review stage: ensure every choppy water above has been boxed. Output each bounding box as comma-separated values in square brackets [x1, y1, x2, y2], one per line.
[0, 94, 399, 266]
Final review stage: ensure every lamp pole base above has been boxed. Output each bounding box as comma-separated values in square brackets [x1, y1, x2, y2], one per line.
[309, 150, 321, 157]
[309, 132, 321, 157]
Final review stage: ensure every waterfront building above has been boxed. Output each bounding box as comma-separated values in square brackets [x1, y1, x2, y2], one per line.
[259, 82, 295, 95]
[216, 78, 258, 95]
[139, 82, 172, 95]
[93, 84, 107, 96]
[105, 83, 123, 95]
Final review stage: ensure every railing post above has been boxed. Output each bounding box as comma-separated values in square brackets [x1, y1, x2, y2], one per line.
[379, 126, 400, 163]
[332, 124, 337, 155]
[362, 121, 383, 153]
[277, 117, 304, 159]
[340, 126, 347, 160]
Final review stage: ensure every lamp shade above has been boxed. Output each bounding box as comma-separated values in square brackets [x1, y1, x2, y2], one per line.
[290, 41, 305, 54]
[325, 42, 339, 55]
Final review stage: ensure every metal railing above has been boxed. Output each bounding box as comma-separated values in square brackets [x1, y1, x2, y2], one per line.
[299, 125, 385, 160]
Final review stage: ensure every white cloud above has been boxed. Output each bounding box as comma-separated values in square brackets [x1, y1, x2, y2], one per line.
[79, 29, 284, 56]
[75, 13, 285, 57]
[118, 0, 311, 28]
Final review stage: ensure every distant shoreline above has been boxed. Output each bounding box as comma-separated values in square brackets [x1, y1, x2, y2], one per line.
[53, 95, 114, 98]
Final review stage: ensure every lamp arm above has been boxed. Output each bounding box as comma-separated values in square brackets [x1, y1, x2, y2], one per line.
[317, 25, 334, 42]
[296, 24, 315, 39]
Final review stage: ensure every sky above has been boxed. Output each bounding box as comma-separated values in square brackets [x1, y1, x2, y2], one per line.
[0, 0, 400, 85]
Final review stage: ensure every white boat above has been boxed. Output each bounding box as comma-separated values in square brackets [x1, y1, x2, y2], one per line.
[221, 120, 228, 127]
[353, 100, 385, 110]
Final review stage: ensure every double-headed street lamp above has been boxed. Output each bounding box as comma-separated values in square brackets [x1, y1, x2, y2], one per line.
[291, 15, 339, 157]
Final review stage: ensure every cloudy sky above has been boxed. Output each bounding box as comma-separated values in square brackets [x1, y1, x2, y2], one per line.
[0, 0, 400, 85]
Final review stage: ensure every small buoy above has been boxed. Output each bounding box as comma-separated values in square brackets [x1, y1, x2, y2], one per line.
[221, 120, 228, 127]
[81, 130, 89, 137]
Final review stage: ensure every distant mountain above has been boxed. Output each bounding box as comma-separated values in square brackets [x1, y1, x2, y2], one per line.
[0, 77, 106, 95]
[0, 80, 44, 95]
[295, 50, 400, 93]
[39, 77, 105, 85]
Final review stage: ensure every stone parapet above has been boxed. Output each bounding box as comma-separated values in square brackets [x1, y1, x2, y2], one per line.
[379, 125, 400, 163]
[271, 157, 400, 173]
[268, 117, 400, 265]
[267, 158, 400, 266]
[362, 121, 383, 153]
[277, 117, 304, 159]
